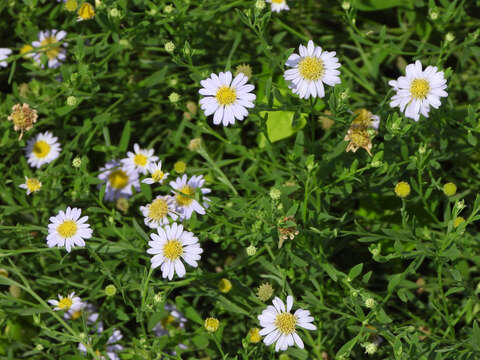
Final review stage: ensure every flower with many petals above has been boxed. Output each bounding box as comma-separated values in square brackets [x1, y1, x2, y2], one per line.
[140, 195, 178, 228]
[121, 143, 158, 175]
[98, 160, 140, 201]
[267, 0, 289, 12]
[48, 292, 83, 312]
[389, 60, 448, 121]
[47, 207, 93, 252]
[0, 48, 12, 68]
[25, 131, 62, 168]
[284, 40, 341, 99]
[170, 175, 211, 220]
[32, 30, 67, 68]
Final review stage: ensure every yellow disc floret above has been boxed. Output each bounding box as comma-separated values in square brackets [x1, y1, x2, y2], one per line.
[275, 312, 297, 335]
[26, 178, 42, 193]
[133, 153, 148, 167]
[71, 310, 82, 320]
[216, 86, 237, 106]
[248, 327, 262, 343]
[33, 140, 51, 158]
[40, 36, 61, 60]
[443, 182, 457, 197]
[58, 297, 73, 310]
[204, 317, 220, 332]
[57, 220, 78, 238]
[148, 198, 169, 220]
[78, 2, 95, 20]
[163, 240, 183, 260]
[108, 169, 129, 189]
[152, 170, 165, 182]
[176, 185, 195, 206]
[395, 181, 411, 198]
[64, 0, 78, 12]
[410, 79, 430, 99]
[218, 278, 232, 293]
[298, 56, 324, 81]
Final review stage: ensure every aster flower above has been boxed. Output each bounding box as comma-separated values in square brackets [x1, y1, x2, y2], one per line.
[78, 329, 123, 360]
[258, 296, 316, 352]
[140, 195, 178, 228]
[97, 160, 140, 201]
[25, 131, 62, 168]
[284, 40, 341, 99]
[170, 175, 211, 220]
[19, 176, 42, 195]
[147, 223, 203, 280]
[32, 30, 67, 68]
[267, 0, 289, 12]
[199, 71, 256, 126]
[389, 60, 448, 121]
[48, 292, 83, 312]
[47, 207, 93, 252]
[142, 161, 169, 185]
[8, 103, 38, 140]
[0, 48, 12, 68]
[121, 143, 158, 175]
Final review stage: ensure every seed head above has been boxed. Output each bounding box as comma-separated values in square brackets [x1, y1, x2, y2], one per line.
[235, 63, 253, 79]
[164, 41, 175, 53]
[67, 96, 77, 106]
[169, 92, 180, 103]
[116, 197, 129, 214]
[257, 283, 274, 302]
[7, 103, 38, 140]
[188, 138, 202, 152]
[72, 157, 82, 168]
[364, 298, 376, 309]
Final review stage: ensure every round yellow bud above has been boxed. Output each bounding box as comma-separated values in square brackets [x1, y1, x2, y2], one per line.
[443, 182, 457, 197]
[394, 181, 411, 198]
[174, 161, 186, 173]
[248, 327, 261, 343]
[105, 284, 116, 296]
[454, 216, 465, 228]
[218, 278, 232, 294]
[204, 317, 219, 332]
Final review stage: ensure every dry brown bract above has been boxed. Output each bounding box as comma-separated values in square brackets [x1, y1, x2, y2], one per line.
[7, 103, 38, 140]
[344, 108, 375, 156]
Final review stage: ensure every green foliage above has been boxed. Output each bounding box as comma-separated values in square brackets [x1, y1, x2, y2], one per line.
[0, 0, 480, 359]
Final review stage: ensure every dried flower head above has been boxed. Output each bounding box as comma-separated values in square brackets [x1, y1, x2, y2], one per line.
[8, 103, 38, 140]
[116, 197, 129, 214]
[277, 216, 299, 248]
[188, 138, 202, 152]
[319, 110, 334, 130]
[257, 282, 274, 302]
[234, 63, 253, 79]
[344, 127, 373, 156]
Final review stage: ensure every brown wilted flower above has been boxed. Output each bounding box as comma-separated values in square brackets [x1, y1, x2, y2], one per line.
[116, 197, 129, 214]
[344, 127, 372, 156]
[277, 216, 299, 248]
[7, 103, 38, 140]
[188, 137, 202, 152]
[319, 110, 334, 130]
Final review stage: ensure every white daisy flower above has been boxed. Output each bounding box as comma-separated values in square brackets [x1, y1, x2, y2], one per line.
[48, 292, 83, 312]
[0, 48, 12, 68]
[199, 71, 256, 126]
[97, 160, 140, 201]
[140, 195, 178, 228]
[47, 207, 93, 253]
[284, 40, 341, 99]
[267, 0, 290, 12]
[19, 176, 42, 195]
[25, 131, 62, 168]
[121, 143, 159, 175]
[388, 60, 448, 121]
[170, 175, 211, 220]
[153, 303, 188, 337]
[32, 30, 67, 68]
[78, 329, 123, 360]
[147, 223, 203, 280]
[258, 296, 316, 352]
[142, 161, 169, 185]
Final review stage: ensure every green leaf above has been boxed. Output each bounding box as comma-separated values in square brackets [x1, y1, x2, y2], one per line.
[261, 111, 307, 143]
[354, 0, 411, 11]
[348, 263, 363, 280]
[118, 120, 131, 153]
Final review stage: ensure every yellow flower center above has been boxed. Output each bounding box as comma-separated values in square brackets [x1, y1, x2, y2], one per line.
[395, 182, 411, 198]
[20, 44, 33, 56]
[176, 185, 195, 206]
[57, 220, 78, 238]
[163, 239, 183, 260]
[353, 108, 372, 127]
[108, 169, 129, 189]
[71, 310, 82, 320]
[40, 36, 61, 60]
[148, 198, 169, 220]
[33, 140, 51, 158]
[298, 56, 324, 81]
[78, 2, 95, 19]
[271, 0, 284, 3]
[275, 312, 297, 335]
[410, 79, 430, 99]
[64, 0, 78, 12]
[133, 153, 148, 167]
[249, 328, 262, 343]
[94, 349, 102, 357]
[26, 178, 42, 193]
[216, 86, 237, 106]
[58, 297, 73, 310]
[350, 130, 370, 147]
[161, 314, 176, 328]
[152, 170, 164, 182]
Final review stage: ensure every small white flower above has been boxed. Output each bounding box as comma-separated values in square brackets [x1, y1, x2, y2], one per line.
[121, 143, 158, 175]
[147, 223, 203, 280]
[199, 71, 256, 126]
[32, 30, 67, 68]
[267, 0, 289, 12]
[78, 329, 123, 360]
[140, 195, 178, 228]
[142, 161, 169, 185]
[47, 207, 93, 253]
[284, 40, 341, 99]
[19, 176, 42, 195]
[48, 292, 83, 311]
[0, 48, 12, 68]
[170, 175, 211, 220]
[389, 60, 448, 121]
[25, 131, 62, 168]
[258, 296, 316, 352]
[97, 160, 140, 201]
